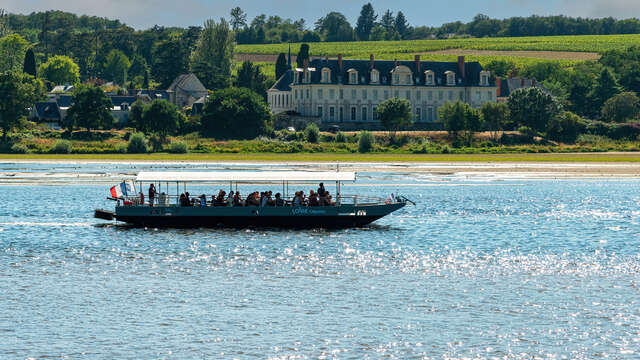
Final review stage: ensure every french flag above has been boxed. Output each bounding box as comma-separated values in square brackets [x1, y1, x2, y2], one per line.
[110, 181, 134, 198]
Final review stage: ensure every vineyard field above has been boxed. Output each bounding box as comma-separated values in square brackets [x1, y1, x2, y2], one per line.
[237, 34, 640, 57]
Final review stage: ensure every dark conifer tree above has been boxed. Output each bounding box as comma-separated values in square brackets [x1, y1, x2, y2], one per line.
[275, 53, 288, 80]
[23, 48, 37, 78]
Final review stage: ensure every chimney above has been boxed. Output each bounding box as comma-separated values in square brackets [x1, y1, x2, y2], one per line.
[457, 56, 465, 81]
[338, 53, 343, 72]
[415, 55, 421, 73]
[370, 54, 374, 70]
[496, 77, 502, 98]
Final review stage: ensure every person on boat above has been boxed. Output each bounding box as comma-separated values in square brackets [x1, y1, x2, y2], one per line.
[246, 192, 260, 207]
[199, 194, 207, 207]
[265, 191, 275, 206]
[293, 191, 302, 206]
[179, 193, 186, 206]
[226, 191, 234, 207]
[185, 192, 192, 206]
[275, 193, 284, 206]
[139, 192, 145, 205]
[148, 184, 157, 207]
[308, 190, 319, 206]
[324, 191, 336, 206]
[232, 192, 242, 207]
[317, 182, 326, 197]
[213, 190, 224, 206]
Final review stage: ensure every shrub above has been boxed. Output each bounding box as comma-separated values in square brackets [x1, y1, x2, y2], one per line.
[127, 133, 148, 153]
[358, 131, 375, 153]
[167, 141, 188, 154]
[304, 123, 319, 143]
[115, 143, 128, 153]
[51, 140, 72, 154]
[335, 131, 346, 143]
[11, 143, 29, 154]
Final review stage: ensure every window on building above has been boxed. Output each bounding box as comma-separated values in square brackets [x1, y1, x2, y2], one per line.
[427, 106, 434, 122]
[428, 91, 433, 101]
[362, 89, 367, 100]
[318, 89, 323, 99]
[373, 89, 378, 100]
[294, 90, 298, 99]
[476, 91, 481, 101]
[304, 70, 311, 83]
[318, 105, 323, 118]
[362, 106, 367, 121]
[487, 91, 493, 101]
[339, 107, 344, 122]
[393, 74, 399, 84]
[406, 90, 411, 100]
[446, 71, 455, 85]
[416, 91, 421, 100]
[306, 89, 310, 99]
[459, 91, 464, 101]
[373, 106, 378, 121]
[425, 71, 434, 85]
[351, 89, 356, 99]
[448, 91, 453, 101]
[322, 69, 331, 83]
[330, 89, 335, 99]
[371, 70, 379, 83]
[349, 70, 358, 84]
[394, 90, 399, 98]
[384, 90, 389, 99]
[405, 74, 411, 84]
[438, 91, 443, 101]
[329, 106, 335, 121]
[351, 106, 357, 121]
[339, 89, 344, 100]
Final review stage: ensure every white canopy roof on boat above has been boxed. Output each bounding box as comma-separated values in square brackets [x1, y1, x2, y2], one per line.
[136, 171, 356, 182]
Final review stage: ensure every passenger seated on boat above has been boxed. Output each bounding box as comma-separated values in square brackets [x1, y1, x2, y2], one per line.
[308, 190, 319, 206]
[179, 193, 187, 206]
[321, 191, 336, 206]
[199, 194, 207, 207]
[215, 190, 226, 206]
[139, 192, 145, 205]
[226, 191, 234, 206]
[264, 191, 275, 206]
[293, 191, 304, 206]
[246, 192, 260, 207]
[275, 193, 284, 206]
[232, 192, 242, 207]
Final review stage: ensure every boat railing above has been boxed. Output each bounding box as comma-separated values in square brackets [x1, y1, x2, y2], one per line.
[115, 193, 393, 207]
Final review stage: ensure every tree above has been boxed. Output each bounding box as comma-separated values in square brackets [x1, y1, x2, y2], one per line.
[588, 68, 621, 117]
[128, 54, 148, 79]
[480, 102, 510, 140]
[356, 3, 377, 41]
[65, 84, 113, 132]
[201, 87, 271, 139]
[296, 44, 310, 69]
[190, 18, 235, 90]
[315, 12, 354, 42]
[547, 111, 584, 143]
[380, 10, 395, 31]
[39, 55, 80, 85]
[139, 99, 180, 148]
[0, 71, 46, 142]
[0, 34, 30, 73]
[230, 7, 247, 31]
[0, 9, 9, 38]
[23, 48, 36, 78]
[394, 11, 410, 39]
[601, 91, 640, 123]
[619, 62, 640, 94]
[483, 59, 515, 78]
[376, 98, 413, 135]
[234, 61, 268, 99]
[508, 87, 561, 134]
[103, 49, 130, 85]
[566, 62, 602, 117]
[439, 101, 483, 144]
[129, 100, 146, 130]
[275, 53, 288, 80]
[152, 36, 189, 88]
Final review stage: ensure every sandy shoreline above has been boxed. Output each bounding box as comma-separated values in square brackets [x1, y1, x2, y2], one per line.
[3, 160, 640, 181]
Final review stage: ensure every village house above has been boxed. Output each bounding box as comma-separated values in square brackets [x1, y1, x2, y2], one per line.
[167, 74, 208, 110]
[268, 55, 498, 129]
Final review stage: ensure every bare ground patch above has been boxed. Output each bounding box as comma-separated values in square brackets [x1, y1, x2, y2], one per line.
[419, 49, 600, 61]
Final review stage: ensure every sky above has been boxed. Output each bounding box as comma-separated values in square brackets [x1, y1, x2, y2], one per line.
[4, 0, 640, 30]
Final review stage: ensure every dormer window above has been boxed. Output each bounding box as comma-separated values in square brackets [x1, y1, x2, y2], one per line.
[480, 70, 490, 86]
[321, 68, 331, 83]
[445, 71, 456, 86]
[304, 70, 311, 83]
[371, 69, 379, 83]
[425, 70, 434, 85]
[347, 69, 358, 84]
[393, 74, 399, 85]
[391, 65, 413, 85]
[405, 75, 412, 85]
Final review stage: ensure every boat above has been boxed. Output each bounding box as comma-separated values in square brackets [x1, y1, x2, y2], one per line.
[95, 170, 412, 228]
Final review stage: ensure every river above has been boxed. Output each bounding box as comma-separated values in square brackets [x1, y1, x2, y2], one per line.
[1, 162, 639, 359]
